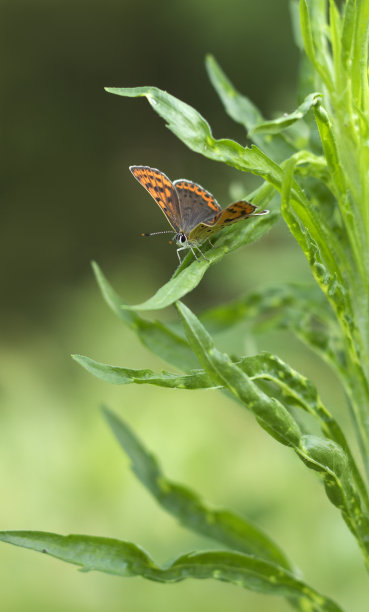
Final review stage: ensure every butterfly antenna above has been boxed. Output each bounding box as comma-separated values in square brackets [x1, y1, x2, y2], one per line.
[141, 231, 175, 237]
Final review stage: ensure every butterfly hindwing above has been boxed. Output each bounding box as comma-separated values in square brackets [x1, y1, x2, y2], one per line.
[188, 200, 268, 242]
[173, 179, 221, 234]
[130, 166, 182, 232]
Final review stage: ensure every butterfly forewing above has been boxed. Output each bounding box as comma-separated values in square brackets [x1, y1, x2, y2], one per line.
[173, 179, 221, 234]
[188, 200, 268, 242]
[130, 166, 182, 232]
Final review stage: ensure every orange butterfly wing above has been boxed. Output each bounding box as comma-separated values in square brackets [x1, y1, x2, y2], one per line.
[130, 166, 182, 232]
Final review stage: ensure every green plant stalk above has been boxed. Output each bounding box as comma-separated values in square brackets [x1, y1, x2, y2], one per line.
[299, 0, 369, 481]
[281, 132, 369, 480]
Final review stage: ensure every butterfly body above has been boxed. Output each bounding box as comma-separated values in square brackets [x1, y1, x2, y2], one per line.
[130, 165, 268, 262]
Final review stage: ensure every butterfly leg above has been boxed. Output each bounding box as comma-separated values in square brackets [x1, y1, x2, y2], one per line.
[192, 243, 209, 262]
[176, 244, 209, 264]
[176, 245, 190, 264]
[177, 244, 203, 263]
[187, 244, 210, 262]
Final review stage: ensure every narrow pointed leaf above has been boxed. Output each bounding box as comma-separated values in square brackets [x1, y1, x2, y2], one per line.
[205, 54, 295, 161]
[299, 0, 333, 89]
[91, 262, 198, 370]
[72, 355, 215, 389]
[289, 0, 304, 51]
[341, 0, 356, 72]
[103, 408, 292, 569]
[205, 54, 263, 130]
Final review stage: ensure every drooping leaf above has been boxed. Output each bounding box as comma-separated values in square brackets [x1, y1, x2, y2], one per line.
[0, 531, 344, 611]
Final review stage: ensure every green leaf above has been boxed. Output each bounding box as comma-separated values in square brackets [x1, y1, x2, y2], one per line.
[120, 256, 211, 311]
[91, 262, 198, 370]
[200, 282, 347, 375]
[176, 302, 369, 552]
[250, 92, 322, 135]
[329, 0, 343, 92]
[103, 408, 292, 569]
[74, 350, 369, 517]
[280, 155, 354, 340]
[351, 1, 369, 112]
[73, 350, 337, 443]
[312, 103, 346, 199]
[289, 0, 304, 51]
[74, 342, 368, 515]
[205, 54, 263, 130]
[238, 352, 369, 510]
[118, 209, 279, 311]
[341, 0, 356, 73]
[72, 355, 215, 389]
[176, 301, 302, 448]
[0, 531, 344, 611]
[312, 102, 368, 293]
[0, 531, 152, 577]
[205, 54, 295, 162]
[105, 85, 305, 204]
[299, 0, 333, 89]
[296, 434, 369, 549]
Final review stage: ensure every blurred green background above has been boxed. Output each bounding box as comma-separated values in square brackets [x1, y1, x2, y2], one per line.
[1, 0, 367, 610]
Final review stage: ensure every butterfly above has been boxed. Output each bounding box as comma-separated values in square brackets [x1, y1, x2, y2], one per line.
[130, 165, 269, 262]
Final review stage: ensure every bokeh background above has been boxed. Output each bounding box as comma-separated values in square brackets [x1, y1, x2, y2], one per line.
[1, 0, 367, 610]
